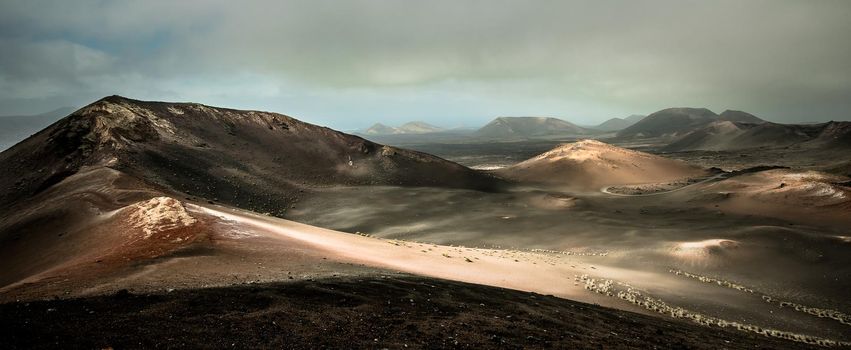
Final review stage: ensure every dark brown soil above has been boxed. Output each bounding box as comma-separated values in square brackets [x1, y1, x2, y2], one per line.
[0, 275, 826, 349]
[0, 96, 506, 220]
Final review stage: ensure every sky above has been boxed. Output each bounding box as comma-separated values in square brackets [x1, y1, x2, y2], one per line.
[1, 0, 850, 129]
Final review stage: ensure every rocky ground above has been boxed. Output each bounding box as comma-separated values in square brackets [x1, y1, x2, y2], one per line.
[0, 275, 830, 350]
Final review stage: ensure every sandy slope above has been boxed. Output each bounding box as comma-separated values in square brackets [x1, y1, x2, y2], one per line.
[0, 186, 607, 306]
[692, 169, 851, 226]
[3, 175, 849, 346]
[497, 140, 706, 190]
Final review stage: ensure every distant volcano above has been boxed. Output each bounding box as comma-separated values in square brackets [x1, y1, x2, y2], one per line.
[364, 121, 444, 135]
[475, 116, 590, 139]
[592, 114, 645, 132]
[496, 139, 705, 189]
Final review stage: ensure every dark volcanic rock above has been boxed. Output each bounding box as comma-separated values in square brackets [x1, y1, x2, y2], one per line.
[617, 107, 719, 139]
[0, 96, 504, 217]
[0, 276, 823, 350]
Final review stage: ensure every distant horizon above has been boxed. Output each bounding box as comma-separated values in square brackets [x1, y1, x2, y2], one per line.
[2, 1, 849, 130]
[3, 95, 847, 132]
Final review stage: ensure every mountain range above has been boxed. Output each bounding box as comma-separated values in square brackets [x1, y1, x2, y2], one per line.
[364, 121, 444, 135]
[474, 116, 590, 139]
[616, 108, 765, 139]
[592, 114, 645, 132]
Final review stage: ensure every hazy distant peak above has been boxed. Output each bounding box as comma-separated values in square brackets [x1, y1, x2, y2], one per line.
[594, 114, 645, 131]
[476, 116, 588, 139]
[400, 121, 436, 127]
[365, 123, 398, 135]
[624, 114, 645, 122]
[398, 121, 443, 133]
[718, 110, 764, 123]
[364, 121, 443, 135]
[654, 107, 718, 119]
[494, 116, 562, 123]
[617, 107, 721, 138]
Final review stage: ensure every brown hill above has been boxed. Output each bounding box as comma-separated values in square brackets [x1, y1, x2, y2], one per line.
[475, 116, 590, 139]
[616, 108, 766, 140]
[593, 114, 645, 132]
[664, 121, 847, 151]
[0, 96, 503, 216]
[0, 95, 505, 292]
[616, 107, 719, 139]
[496, 139, 705, 189]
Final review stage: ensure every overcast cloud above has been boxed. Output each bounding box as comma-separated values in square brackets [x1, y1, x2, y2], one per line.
[1, 0, 849, 128]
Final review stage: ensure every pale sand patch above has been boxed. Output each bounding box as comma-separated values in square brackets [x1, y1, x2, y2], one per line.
[192, 204, 606, 302]
[126, 197, 196, 239]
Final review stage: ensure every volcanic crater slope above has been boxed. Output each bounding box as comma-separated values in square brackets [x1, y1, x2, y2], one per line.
[496, 139, 705, 189]
[0, 96, 503, 216]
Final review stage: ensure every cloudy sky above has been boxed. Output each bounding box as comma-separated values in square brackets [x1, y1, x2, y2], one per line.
[1, 0, 850, 129]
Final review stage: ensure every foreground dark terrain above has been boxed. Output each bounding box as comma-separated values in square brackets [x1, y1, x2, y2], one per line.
[0, 276, 827, 350]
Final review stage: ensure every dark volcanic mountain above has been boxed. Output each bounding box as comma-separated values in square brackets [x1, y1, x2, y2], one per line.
[807, 121, 851, 149]
[616, 108, 720, 139]
[0, 96, 502, 216]
[592, 114, 645, 132]
[0, 96, 505, 290]
[475, 116, 589, 139]
[663, 120, 849, 151]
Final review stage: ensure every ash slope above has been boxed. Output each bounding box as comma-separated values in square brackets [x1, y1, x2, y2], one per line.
[497, 139, 705, 189]
[0, 96, 503, 217]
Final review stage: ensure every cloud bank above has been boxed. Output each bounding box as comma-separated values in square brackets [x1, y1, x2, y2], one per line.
[1, 0, 849, 128]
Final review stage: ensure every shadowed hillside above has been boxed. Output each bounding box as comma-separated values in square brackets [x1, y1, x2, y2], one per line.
[0, 96, 504, 217]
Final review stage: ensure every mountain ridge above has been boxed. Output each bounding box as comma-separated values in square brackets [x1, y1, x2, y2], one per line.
[0, 95, 504, 216]
[593, 114, 645, 131]
[364, 121, 444, 135]
[475, 116, 590, 139]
